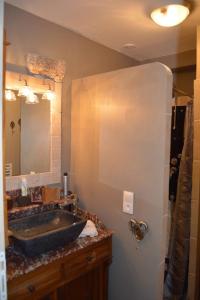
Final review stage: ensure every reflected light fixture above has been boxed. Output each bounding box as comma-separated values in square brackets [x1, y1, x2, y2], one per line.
[151, 3, 190, 27]
[5, 89, 16, 101]
[42, 89, 56, 101]
[25, 92, 39, 104]
[42, 82, 56, 101]
[18, 79, 33, 97]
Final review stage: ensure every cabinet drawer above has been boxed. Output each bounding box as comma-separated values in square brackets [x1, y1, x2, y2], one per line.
[63, 240, 110, 281]
[8, 264, 61, 300]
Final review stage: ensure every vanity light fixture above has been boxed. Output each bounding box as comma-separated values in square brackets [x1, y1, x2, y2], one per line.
[5, 89, 16, 101]
[25, 92, 39, 104]
[42, 89, 56, 101]
[151, 3, 190, 27]
[18, 79, 33, 98]
[42, 82, 56, 101]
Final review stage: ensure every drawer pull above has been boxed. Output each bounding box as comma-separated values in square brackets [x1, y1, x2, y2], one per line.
[86, 252, 96, 264]
[27, 284, 36, 294]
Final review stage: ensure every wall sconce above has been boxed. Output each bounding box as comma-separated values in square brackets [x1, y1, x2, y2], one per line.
[42, 82, 56, 101]
[5, 90, 16, 101]
[18, 78, 33, 97]
[25, 92, 39, 104]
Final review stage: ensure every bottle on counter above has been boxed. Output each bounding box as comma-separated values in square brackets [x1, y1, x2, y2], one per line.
[21, 177, 28, 197]
[63, 172, 68, 198]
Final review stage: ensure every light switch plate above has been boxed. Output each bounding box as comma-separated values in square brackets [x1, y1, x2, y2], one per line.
[123, 191, 134, 214]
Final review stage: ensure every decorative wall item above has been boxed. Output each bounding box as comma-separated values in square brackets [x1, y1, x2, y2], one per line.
[9, 121, 15, 135]
[26, 53, 66, 83]
[18, 119, 21, 129]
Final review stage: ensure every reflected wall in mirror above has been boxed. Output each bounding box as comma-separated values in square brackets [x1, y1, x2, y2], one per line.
[5, 95, 50, 176]
[5, 71, 62, 191]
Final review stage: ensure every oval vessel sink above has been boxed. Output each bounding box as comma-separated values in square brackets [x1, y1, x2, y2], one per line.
[9, 209, 86, 257]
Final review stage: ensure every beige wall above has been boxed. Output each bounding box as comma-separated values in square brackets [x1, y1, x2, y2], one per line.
[4, 3, 138, 176]
[173, 69, 195, 96]
[145, 50, 196, 97]
[145, 50, 196, 70]
[145, 50, 196, 100]
[188, 26, 200, 300]
[71, 63, 172, 300]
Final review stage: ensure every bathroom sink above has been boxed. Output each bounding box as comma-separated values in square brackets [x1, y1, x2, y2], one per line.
[8, 209, 86, 257]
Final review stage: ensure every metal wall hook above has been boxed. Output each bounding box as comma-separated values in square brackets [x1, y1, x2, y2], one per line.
[129, 218, 148, 241]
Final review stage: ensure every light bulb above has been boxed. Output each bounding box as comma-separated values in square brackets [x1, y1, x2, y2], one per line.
[151, 4, 190, 27]
[18, 85, 33, 97]
[25, 92, 39, 104]
[5, 90, 16, 101]
[42, 89, 56, 101]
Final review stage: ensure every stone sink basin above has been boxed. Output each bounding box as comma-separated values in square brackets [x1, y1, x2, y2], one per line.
[8, 209, 86, 257]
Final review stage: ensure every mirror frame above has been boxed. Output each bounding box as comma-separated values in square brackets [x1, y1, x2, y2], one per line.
[5, 71, 61, 191]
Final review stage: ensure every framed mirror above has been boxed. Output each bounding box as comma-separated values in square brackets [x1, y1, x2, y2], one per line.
[5, 71, 61, 191]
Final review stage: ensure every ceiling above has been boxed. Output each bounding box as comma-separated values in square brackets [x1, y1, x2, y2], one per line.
[6, 0, 200, 61]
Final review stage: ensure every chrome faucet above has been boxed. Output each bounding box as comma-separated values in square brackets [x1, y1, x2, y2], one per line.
[58, 193, 78, 214]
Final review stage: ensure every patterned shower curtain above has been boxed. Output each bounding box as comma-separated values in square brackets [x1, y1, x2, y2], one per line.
[164, 101, 193, 299]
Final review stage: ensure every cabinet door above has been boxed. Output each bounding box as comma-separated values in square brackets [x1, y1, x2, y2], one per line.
[57, 264, 108, 300]
[39, 291, 58, 300]
[8, 264, 61, 300]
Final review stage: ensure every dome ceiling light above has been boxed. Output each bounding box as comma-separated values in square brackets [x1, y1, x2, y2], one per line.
[151, 3, 190, 27]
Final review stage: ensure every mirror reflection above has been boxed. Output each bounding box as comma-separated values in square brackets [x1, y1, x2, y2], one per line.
[5, 91, 50, 176]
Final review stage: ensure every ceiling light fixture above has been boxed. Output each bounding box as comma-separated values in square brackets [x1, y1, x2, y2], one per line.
[5, 90, 16, 101]
[151, 3, 190, 27]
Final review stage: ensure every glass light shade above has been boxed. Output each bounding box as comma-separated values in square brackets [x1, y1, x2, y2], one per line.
[5, 90, 16, 101]
[151, 4, 190, 27]
[42, 89, 56, 101]
[18, 85, 33, 97]
[25, 93, 39, 104]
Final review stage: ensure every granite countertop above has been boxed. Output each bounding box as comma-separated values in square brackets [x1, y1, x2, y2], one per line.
[6, 203, 112, 282]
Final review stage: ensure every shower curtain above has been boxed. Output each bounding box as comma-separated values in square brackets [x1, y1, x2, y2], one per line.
[164, 102, 193, 299]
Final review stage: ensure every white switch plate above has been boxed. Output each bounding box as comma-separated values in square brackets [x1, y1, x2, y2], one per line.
[123, 191, 134, 214]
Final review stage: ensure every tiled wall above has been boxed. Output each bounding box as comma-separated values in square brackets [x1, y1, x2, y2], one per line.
[188, 26, 200, 300]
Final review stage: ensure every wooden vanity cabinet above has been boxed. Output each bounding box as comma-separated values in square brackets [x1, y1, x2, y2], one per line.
[8, 236, 112, 300]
